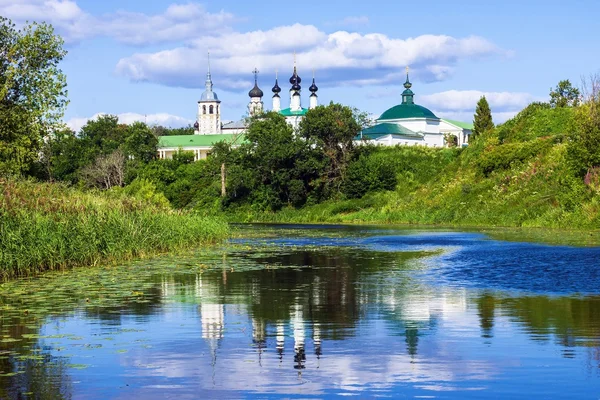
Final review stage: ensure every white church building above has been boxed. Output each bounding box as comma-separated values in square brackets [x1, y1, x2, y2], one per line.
[157, 56, 319, 160]
[359, 69, 472, 147]
[157, 62, 473, 160]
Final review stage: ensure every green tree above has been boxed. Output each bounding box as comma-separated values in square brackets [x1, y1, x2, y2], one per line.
[472, 96, 494, 140]
[124, 122, 158, 163]
[234, 112, 313, 209]
[300, 102, 361, 197]
[0, 18, 68, 176]
[550, 79, 580, 108]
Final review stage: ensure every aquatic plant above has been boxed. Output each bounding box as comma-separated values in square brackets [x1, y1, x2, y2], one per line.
[0, 179, 229, 279]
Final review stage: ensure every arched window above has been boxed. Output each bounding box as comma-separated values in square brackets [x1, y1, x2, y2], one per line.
[209, 105, 214, 114]
[202, 105, 206, 114]
[216, 105, 219, 114]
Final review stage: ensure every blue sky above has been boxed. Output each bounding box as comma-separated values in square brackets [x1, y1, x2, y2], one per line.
[3, 0, 598, 130]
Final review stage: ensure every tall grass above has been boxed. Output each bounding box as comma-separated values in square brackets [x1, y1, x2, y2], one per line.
[0, 179, 229, 279]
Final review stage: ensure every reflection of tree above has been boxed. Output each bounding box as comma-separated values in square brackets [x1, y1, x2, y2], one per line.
[0, 317, 72, 399]
[477, 293, 496, 338]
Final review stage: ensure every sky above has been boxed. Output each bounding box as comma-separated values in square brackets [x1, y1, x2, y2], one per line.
[2, 0, 599, 131]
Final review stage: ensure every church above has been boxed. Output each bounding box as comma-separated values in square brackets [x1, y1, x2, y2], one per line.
[359, 68, 472, 147]
[157, 56, 319, 161]
[157, 62, 473, 160]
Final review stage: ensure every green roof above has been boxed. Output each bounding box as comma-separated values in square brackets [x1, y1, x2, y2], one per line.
[442, 119, 473, 130]
[279, 107, 308, 117]
[360, 123, 422, 139]
[379, 103, 439, 121]
[158, 134, 245, 149]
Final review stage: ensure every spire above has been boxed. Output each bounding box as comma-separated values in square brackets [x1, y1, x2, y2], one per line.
[309, 69, 318, 95]
[272, 69, 281, 96]
[401, 65, 414, 105]
[289, 51, 301, 89]
[201, 51, 219, 101]
[248, 67, 264, 98]
[404, 66, 412, 89]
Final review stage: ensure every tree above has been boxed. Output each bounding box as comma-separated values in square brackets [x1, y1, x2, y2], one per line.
[550, 79, 580, 108]
[123, 122, 158, 163]
[472, 96, 494, 140]
[299, 103, 361, 197]
[80, 149, 126, 189]
[0, 18, 68, 176]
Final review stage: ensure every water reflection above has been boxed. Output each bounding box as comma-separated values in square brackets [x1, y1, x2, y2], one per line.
[1, 228, 600, 398]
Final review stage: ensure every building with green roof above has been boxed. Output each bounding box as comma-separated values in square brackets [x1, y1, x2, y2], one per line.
[158, 134, 245, 160]
[158, 55, 320, 159]
[359, 69, 473, 148]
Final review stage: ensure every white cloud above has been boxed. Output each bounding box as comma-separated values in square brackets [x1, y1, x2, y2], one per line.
[421, 90, 539, 112]
[65, 112, 193, 132]
[115, 24, 504, 89]
[419, 90, 543, 124]
[0, 1, 235, 44]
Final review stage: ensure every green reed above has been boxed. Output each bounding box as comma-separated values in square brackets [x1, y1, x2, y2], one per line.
[0, 179, 229, 279]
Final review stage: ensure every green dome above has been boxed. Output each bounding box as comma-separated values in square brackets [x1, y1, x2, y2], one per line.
[379, 103, 439, 121]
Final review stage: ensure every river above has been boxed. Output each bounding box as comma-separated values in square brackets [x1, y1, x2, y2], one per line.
[1, 224, 600, 399]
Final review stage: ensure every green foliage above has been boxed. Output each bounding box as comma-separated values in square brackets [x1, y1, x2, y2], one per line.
[496, 102, 575, 143]
[300, 103, 361, 196]
[0, 18, 67, 176]
[241, 102, 600, 230]
[566, 102, 600, 177]
[343, 148, 397, 199]
[475, 139, 553, 177]
[0, 179, 229, 279]
[119, 177, 170, 209]
[472, 96, 494, 140]
[123, 122, 158, 163]
[550, 79, 580, 108]
[38, 115, 159, 187]
[152, 125, 195, 136]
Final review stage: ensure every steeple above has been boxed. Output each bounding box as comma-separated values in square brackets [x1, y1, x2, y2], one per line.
[401, 66, 414, 105]
[289, 53, 302, 111]
[201, 51, 219, 101]
[272, 69, 281, 112]
[197, 51, 221, 135]
[248, 68, 264, 98]
[248, 67, 264, 117]
[309, 69, 318, 109]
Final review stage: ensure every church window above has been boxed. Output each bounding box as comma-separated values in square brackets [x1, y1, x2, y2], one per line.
[202, 105, 206, 114]
[216, 105, 219, 114]
[209, 105, 214, 114]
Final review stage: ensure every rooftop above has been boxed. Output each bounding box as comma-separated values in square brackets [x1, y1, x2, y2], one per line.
[279, 107, 308, 117]
[358, 123, 424, 140]
[378, 103, 439, 121]
[158, 134, 245, 149]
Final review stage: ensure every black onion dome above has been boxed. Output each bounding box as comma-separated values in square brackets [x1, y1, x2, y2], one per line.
[292, 81, 301, 91]
[272, 78, 281, 94]
[194, 121, 199, 129]
[289, 70, 302, 85]
[309, 78, 318, 93]
[248, 82, 264, 98]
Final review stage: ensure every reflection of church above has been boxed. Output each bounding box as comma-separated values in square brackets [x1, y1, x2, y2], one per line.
[157, 54, 319, 160]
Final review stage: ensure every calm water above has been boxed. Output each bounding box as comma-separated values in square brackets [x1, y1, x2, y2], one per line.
[2, 225, 600, 399]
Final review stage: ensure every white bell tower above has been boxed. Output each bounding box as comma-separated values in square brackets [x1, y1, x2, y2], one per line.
[197, 52, 221, 135]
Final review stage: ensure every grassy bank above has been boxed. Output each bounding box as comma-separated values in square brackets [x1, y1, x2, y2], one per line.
[0, 179, 229, 279]
[231, 104, 600, 231]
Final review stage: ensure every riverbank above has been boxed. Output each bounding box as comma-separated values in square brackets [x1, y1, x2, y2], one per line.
[0, 179, 229, 279]
[229, 104, 600, 231]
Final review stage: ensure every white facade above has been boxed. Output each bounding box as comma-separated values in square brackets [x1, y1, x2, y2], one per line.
[358, 72, 472, 148]
[197, 101, 221, 135]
